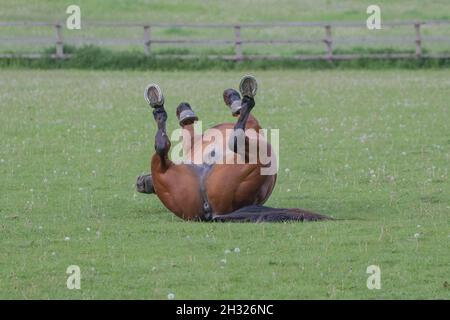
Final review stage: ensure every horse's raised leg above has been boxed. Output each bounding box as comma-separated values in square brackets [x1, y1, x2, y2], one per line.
[223, 88, 243, 117]
[226, 76, 260, 159]
[147, 85, 172, 171]
[176, 102, 201, 161]
[136, 84, 171, 194]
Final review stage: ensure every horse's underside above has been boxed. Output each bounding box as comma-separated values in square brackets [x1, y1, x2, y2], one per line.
[137, 76, 331, 222]
[137, 167, 329, 223]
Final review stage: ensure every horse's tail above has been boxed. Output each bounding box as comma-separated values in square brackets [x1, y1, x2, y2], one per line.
[211, 205, 332, 223]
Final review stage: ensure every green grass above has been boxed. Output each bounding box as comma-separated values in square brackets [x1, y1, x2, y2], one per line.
[2, 0, 449, 23]
[0, 69, 449, 299]
[1, 0, 450, 56]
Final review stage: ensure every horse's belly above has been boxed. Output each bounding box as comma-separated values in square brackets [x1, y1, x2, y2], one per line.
[205, 164, 277, 214]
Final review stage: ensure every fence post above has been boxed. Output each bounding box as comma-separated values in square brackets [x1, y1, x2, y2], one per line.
[324, 25, 333, 61]
[143, 25, 151, 55]
[414, 23, 422, 57]
[55, 23, 64, 58]
[234, 25, 243, 61]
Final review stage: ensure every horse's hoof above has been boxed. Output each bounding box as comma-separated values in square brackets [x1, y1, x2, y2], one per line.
[144, 84, 165, 108]
[176, 102, 198, 126]
[136, 174, 155, 194]
[223, 88, 242, 116]
[239, 75, 258, 98]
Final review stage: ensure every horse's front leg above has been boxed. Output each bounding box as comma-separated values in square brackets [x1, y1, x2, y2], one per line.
[152, 107, 171, 170]
[141, 83, 172, 172]
[136, 84, 171, 194]
[176, 102, 201, 162]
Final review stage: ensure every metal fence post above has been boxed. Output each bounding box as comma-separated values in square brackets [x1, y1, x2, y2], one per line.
[324, 25, 333, 61]
[234, 25, 243, 61]
[414, 23, 422, 57]
[55, 23, 64, 58]
[144, 25, 151, 55]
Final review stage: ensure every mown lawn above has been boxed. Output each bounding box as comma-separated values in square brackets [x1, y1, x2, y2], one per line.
[1, 0, 450, 55]
[3, 0, 450, 23]
[0, 69, 449, 299]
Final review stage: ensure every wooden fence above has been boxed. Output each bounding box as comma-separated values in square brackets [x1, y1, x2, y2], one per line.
[1, 20, 449, 61]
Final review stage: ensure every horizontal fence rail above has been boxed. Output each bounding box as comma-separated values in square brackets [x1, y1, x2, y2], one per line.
[0, 20, 449, 61]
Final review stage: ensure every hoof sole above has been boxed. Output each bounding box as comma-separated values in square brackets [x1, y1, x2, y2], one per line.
[144, 84, 164, 108]
[239, 75, 258, 98]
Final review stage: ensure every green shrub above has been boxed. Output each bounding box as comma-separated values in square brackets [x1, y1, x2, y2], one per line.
[1, 45, 449, 70]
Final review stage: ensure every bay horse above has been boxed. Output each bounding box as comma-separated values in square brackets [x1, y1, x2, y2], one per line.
[136, 76, 329, 222]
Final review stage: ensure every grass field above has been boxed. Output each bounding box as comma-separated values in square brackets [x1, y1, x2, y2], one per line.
[3, 0, 449, 23]
[0, 69, 449, 299]
[1, 0, 450, 56]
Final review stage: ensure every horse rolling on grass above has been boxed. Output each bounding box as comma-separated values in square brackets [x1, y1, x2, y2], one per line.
[136, 76, 330, 222]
